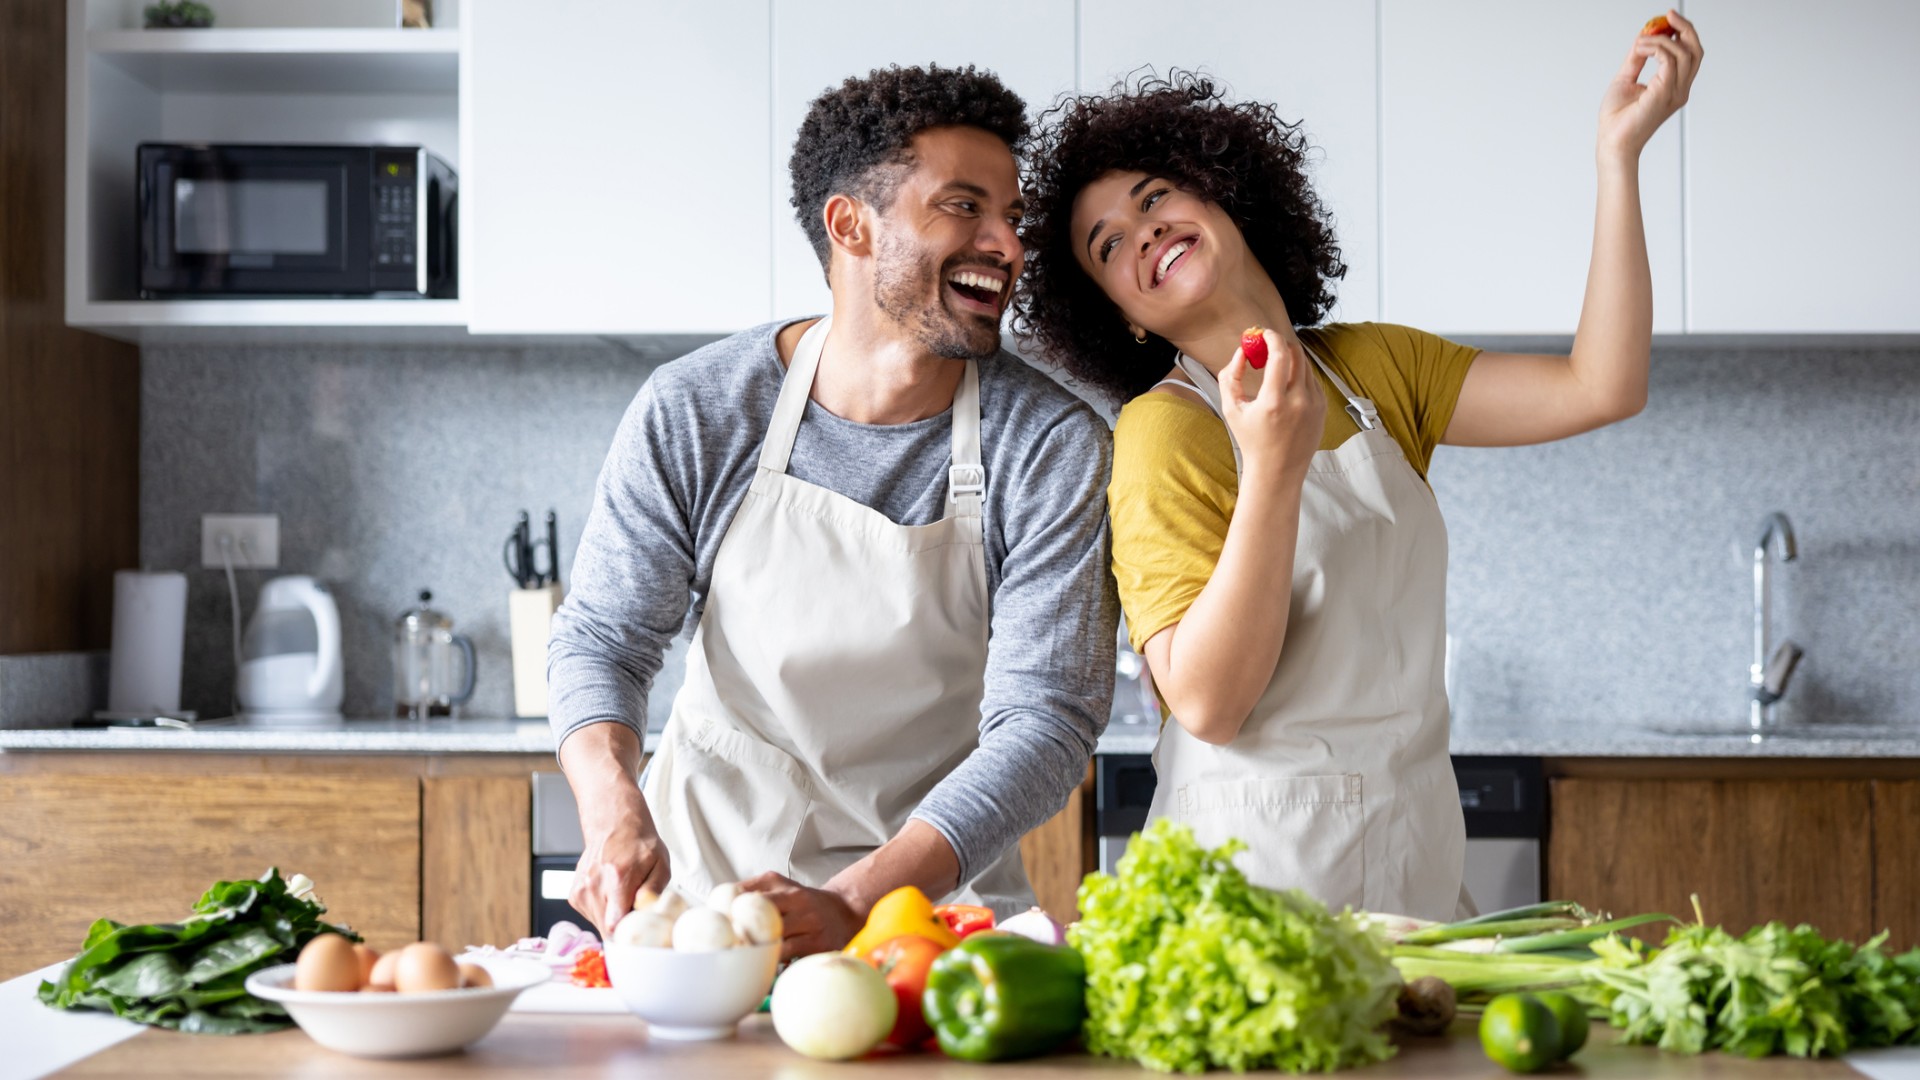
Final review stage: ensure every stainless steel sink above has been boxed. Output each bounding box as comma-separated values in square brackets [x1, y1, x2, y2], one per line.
[1629, 722, 1915, 742]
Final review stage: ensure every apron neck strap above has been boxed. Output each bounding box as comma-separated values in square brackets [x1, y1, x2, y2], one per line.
[1172, 339, 1382, 433]
[761, 317, 986, 517]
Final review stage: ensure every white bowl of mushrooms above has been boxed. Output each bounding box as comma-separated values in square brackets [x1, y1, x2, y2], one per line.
[602, 882, 783, 1041]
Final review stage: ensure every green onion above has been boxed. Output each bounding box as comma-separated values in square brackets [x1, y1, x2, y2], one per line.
[1399, 917, 1584, 946]
[1492, 913, 1679, 953]
[1447, 900, 1596, 927]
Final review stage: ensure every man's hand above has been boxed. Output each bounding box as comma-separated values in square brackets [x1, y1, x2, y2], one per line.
[568, 791, 672, 939]
[737, 872, 863, 960]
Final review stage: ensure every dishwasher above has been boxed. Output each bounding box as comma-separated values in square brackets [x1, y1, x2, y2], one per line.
[531, 771, 587, 937]
[1093, 753, 1545, 912]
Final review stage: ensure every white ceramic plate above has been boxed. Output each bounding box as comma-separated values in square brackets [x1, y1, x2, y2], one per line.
[245, 956, 549, 1058]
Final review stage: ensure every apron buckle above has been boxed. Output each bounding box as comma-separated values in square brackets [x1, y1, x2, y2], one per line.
[948, 464, 986, 503]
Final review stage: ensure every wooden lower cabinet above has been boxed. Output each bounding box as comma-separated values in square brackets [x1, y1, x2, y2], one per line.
[0, 751, 1094, 981]
[1871, 780, 1920, 950]
[1020, 766, 1096, 925]
[0, 753, 541, 979]
[0, 770, 423, 975]
[1548, 774, 1883, 945]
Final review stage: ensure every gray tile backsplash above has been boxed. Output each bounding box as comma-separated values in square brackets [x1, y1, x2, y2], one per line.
[136, 337, 1920, 733]
[142, 339, 705, 727]
[0, 652, 109, 729]
[1432, 342, 1920, 732]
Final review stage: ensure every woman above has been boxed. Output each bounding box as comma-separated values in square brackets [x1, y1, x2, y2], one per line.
[1015, 14, 1702, 919]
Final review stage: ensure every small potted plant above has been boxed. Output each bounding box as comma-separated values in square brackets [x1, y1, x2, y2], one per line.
[143, 2, 215, 28]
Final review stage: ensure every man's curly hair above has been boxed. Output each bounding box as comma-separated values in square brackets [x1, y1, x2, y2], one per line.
[790, 64, 1029, 282]
[1012, 71, 1346, 406]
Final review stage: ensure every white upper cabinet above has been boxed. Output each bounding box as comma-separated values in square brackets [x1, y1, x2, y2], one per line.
[1078, 1, 1380, 325]
[769, 0, 1076, 319]
[463, 0, 773, 334]
[1379, 1, 1684, 336]
[1685, 0, 1920, 333]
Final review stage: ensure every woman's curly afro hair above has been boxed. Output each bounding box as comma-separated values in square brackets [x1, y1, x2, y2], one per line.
[1013, 71, 1346, 406]
[789, 64, 1029, 282]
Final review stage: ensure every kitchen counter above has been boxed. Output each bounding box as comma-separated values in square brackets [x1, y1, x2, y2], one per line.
[45, 1011, 1879, 1078]
[7, 715, 1920, 759]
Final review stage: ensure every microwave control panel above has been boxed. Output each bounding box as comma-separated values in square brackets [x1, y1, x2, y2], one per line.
[370, 149, 421, 283]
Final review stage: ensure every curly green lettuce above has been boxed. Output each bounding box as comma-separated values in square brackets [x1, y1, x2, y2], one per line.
[1069, 820, 1402, 1074]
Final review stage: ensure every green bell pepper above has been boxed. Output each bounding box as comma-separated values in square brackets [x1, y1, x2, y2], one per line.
[922, 932, 1086, 1062]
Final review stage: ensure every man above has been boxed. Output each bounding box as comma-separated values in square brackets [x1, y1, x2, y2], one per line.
[548, 64, 1118, 958]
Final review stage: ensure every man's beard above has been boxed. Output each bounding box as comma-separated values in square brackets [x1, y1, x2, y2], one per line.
[871, 233, 1003, 361]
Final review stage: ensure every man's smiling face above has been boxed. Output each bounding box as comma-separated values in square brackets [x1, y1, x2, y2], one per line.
[866, 125, 1026, 361]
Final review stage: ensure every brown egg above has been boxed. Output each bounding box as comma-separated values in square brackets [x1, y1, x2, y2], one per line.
[393, 941, 460, 993]
[457, 962, 493, 989]
[351, 945, 380, 988]
[367, 950, 402, 991]
[293, 933, 362, 992]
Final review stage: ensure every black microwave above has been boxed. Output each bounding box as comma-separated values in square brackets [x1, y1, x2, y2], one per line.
[137, 143, 456, 298]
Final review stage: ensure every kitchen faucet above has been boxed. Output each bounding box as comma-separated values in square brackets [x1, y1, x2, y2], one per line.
[1749, 512, 1805, 736]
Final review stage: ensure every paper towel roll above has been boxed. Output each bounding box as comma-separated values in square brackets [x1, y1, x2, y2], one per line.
[108, 570, 188, 715]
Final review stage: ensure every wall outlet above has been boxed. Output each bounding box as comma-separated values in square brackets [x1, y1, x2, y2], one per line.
[201, 513, 280, 569]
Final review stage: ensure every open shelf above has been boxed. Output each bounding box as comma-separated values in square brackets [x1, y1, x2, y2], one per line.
[71, 299, 469, 342]
[67, 4, 467, 337]
[89, 28, 459, 94]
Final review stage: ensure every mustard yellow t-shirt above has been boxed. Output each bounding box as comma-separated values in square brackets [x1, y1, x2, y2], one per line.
[1110, 322, 1480, 655]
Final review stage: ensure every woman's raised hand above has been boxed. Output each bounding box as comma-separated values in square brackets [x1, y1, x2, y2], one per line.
[1598, 9, 1703, 164]
[1221, 328, 1324, 482]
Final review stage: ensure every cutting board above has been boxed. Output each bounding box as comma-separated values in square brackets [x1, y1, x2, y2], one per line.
[508, 978, 627, 1015]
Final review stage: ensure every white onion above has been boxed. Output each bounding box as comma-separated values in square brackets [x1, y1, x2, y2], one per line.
[770, 953, 897, 1060]
[997, 907, 1067, 945]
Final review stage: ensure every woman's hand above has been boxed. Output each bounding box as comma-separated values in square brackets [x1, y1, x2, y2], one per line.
[1220, 329, 1324, 483]
[1597, 9, 1704, 165]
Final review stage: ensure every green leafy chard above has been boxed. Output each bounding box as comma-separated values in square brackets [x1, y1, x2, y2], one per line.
[1070, 820, 1403, 1075]
[37, 868, 357, 1034]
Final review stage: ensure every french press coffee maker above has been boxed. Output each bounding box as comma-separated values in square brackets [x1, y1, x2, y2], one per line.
[393, 590, 476, 719]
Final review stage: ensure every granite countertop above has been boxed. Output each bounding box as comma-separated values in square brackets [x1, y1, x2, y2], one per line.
[3, 715, 1917, 758]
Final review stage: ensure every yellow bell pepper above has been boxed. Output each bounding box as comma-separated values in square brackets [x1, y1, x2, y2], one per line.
[843, 885, 961, 955]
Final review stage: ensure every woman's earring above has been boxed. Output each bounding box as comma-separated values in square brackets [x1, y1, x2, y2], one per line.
[1131, 326, 1147, 344]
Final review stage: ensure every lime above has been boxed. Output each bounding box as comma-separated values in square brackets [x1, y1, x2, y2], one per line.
[1536, 991, 1588, 1058]
[1479, 993, 1562, 1074]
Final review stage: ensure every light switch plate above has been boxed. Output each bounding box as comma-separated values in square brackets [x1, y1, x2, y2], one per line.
[201, 513, 279, 569]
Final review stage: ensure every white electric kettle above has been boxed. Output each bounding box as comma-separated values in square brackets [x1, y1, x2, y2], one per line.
[237, 575, 344, 724]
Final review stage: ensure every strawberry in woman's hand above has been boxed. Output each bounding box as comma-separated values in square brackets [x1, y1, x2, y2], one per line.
[1240, 327, 1269, 369]
[1640, 13, 1677, 37]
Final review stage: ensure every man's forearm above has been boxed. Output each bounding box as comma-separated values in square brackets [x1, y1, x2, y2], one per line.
[822, 819, 961, 918]
[557, 721, 647, 832]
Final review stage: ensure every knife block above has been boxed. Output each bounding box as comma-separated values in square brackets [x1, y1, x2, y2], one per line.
[509, 583, 564, 718]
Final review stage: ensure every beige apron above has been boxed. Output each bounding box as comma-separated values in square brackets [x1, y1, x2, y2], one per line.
[1145, 348, 1470, 921]
[642, 317, 1033, 915]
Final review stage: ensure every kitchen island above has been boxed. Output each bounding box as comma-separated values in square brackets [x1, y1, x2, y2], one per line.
[48, 1013, 1869, 1078]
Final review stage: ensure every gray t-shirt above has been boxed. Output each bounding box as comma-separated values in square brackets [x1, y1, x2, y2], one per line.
[549, 318, 1119, 882]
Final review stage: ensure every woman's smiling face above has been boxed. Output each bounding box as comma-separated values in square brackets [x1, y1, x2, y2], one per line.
[1069, 170, 1248, 339]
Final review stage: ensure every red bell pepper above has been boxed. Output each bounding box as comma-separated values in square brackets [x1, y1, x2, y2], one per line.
[932, 904, 996, 939]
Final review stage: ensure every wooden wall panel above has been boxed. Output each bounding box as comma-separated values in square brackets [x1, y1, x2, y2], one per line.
[1549, 778, 1873, 943]
[0, 773, 421, 976]
[423, 775, 532, 951]
[1019, 766, 1095, 924]
[0, 0, 142, 653]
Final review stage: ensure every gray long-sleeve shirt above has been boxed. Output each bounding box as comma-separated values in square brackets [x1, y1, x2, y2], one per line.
[549, 319, 1118, 883]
